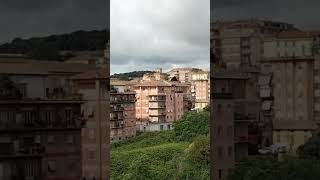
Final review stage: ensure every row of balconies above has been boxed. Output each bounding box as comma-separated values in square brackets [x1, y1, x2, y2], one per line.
[0, 115, 83, 131]
[110, 94, 136, 104]
[0, 143, 45, 158]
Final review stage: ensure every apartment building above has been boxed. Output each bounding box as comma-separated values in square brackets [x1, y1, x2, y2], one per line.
[212, 19, 297, 68]
[0, 61, 95, 180]
[110, 84, 136, 142]
[262, 31, 317, 152]
[167, 68, 203, 83]
[134, 75, 188, 131]
[191, 71, 210, 110]
[71, 68, 109, 180]
[212, 70, 260, 180]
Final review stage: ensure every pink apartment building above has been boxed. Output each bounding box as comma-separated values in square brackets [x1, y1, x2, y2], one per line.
[134, 75, 188, 131]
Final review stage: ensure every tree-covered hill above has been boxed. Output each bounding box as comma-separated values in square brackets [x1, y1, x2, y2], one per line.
[111, 71, 155, 81]
[0, 29, 109, 60]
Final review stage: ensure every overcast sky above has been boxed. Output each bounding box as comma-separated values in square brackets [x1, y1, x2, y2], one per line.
[111, 0, 210, 74]
[0, 0, 108, 44]
[212, 0, 320, 30]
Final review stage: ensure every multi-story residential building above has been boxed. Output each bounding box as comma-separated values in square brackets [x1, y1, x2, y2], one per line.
[211, 70, 260, 180]
[134, 76, 188, 131]
[192, 71, 210, 110]
[71, 68, 109, 180]
[167, 67, 203, 83]
[212, 19, 298, 68]
[0, 61, 95, 180]
[110, 84, 136, 142]
[262, 31, 317, 152]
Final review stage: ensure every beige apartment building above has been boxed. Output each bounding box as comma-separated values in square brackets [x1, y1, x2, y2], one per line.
[212, 19, 297, 69]
[192, 71, 210, 110]
[262, 31, 317, 152]
[134, 71, 188, 131]
[167, 68, 203, 83]
[71, 68, 109, 180]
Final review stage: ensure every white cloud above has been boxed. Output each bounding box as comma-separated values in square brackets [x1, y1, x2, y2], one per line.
[110, 0, 210, 74]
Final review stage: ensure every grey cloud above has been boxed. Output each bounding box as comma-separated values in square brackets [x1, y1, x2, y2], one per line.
[111, 0, 210, 74]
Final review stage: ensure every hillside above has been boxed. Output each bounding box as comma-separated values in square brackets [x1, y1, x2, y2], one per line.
[111, 71, 155, 81]
[0, 29, 109, 60]
[111, 110, 210, 180]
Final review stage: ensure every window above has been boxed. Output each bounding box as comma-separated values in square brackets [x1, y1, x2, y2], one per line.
[48, 161, 57, 172]
[65, 109, 73, 125]
[218, 169, 222, 179]
[217, 126, 223, 136]
[45, 110, 53, 126]
[228, 146, 233, 157]
[89, 129, 95, 140]
[218, 147, 223, 158]
[17, 83, 27, 98]
[88, 149, 95, 160]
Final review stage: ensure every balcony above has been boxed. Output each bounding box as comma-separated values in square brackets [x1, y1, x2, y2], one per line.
[111, 105, 124, 111]
[149, 95, 166, 102]
[0, 143, 45, 159]
[110, 115, 124, 121]
[110, 94, 136, 104]
[111, 121, 124, 129]
[0, 115, 84, 132]
[149, 109, 166, 116]
[149, 102, 166, 109]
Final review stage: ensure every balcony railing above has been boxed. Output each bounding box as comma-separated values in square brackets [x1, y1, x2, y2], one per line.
[110, 106, 124, 111]
[111, 121, 124, 129]
[0, 144, 45, 158]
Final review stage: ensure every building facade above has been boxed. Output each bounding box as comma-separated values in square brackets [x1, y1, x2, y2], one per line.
[110, 86, 136, 142]
[72, 68, 109, 180]
[192, 71, 210, 110]
[262, 32, 317, 152]
[0, 61, 95, 180]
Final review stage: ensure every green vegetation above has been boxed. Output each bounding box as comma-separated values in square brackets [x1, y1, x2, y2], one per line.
[297, 131, 320, 159]
[111, 71, 155, 81]
[228, 155, 320, 180]
[111, 110, 210, 180]
[0, 29, 108, 60]
[228, 131, 320, 180]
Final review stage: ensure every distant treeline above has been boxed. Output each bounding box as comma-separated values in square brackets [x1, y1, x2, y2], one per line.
[0, 29, 109, 60]
[111, 71, 155, 81]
